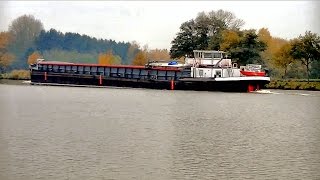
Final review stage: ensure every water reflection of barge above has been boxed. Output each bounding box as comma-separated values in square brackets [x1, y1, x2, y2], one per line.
[30, 50, 270, 92]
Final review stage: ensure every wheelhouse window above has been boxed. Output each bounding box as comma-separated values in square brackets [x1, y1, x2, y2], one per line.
[213, 53, 222, 58]
[203, 53, 212, 58]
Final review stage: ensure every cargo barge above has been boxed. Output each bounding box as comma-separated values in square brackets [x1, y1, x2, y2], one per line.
[29, 50, 270, 92]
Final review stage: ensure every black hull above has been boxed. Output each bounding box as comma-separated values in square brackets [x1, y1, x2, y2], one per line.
[31, 72, 269, 92]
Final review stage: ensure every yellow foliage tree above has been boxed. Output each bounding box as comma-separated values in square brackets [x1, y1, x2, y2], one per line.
[98, 50, 122, 65]
[132, 51, 147, 65]
[147, 49, 171, 61]
[258, 28, 287, 61]
[258, 28, 272, 44]
[272, 42, 295, 78]
[0, 53, 14, 69]
[0, 32, 11, 49]
[27, 51, 42, 65]
[0, 32, 14, 72]
[220, 30, 241, 51]
[98, 50, 113, 65]
[257, 28, 288, 76]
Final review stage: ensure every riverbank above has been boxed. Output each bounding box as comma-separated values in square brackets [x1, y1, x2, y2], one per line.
[266, 79, 320, 91]
[0, 70, 30, 80]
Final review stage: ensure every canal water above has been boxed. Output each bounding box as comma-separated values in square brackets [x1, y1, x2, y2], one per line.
[0, 82, 319, 179]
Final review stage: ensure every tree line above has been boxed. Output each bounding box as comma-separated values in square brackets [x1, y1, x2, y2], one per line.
[1, 11, 319, 80]
[169, 9, 320, 80]
[0, 14, 171, 72]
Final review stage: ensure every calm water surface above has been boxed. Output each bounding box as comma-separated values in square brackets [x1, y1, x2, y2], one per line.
[0, 82, 320, 179]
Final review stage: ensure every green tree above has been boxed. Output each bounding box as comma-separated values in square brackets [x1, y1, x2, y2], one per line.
[290, 31, 320, 82]
[170, 20, 197, 58]
[170, 9, 244, 58]
[194, 12, 210, 50]
[310, 60, 320, 79]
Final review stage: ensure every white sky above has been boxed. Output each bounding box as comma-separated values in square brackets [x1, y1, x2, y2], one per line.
[0, 1, 319, 50]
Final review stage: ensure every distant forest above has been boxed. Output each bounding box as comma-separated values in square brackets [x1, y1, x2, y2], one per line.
[35, 29, 133, 64]
[0, 14, 171, 72]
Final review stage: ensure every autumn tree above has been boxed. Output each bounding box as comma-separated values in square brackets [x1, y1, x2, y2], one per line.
[98, 50, 113, 65]
[290, 31, 320, 82]
[219, 30, 241, 51]
[27, 51, 42, 65]
[0, 32, 15, 73]
[132, 51, 147, 66]
[257, 28, 272, 45]
[257, 28, 287, 70]
[257, 28, 272, 65]
[272, 42, 295, 78]
[147, 49, 171, 61]
[98, 50, 122, 65]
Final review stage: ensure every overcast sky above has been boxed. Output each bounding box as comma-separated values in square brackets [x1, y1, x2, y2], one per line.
[0, 1, 319, 50]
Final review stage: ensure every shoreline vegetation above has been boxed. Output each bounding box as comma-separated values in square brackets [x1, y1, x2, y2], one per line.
[266, 79, 320, 91]
[0, 70, 30, 80]
[1, 71, 319, 91]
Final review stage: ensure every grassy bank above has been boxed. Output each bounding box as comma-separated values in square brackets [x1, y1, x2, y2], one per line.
[266, 79, 320, 91]
[1, 70, 31, 80]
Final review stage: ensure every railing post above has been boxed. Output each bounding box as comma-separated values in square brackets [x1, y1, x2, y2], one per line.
[99, 75, 102, 85]
[171, 80, 174, 90]
[44, 72, 47, 81]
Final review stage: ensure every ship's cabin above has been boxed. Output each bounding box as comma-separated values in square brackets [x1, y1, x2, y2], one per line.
[193, 50, 227, 60]
[185, 50, 231, 66]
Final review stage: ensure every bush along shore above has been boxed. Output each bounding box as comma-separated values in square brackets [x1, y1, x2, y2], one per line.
[0, 70, 31, 80]
[266, 79, 320, 91]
